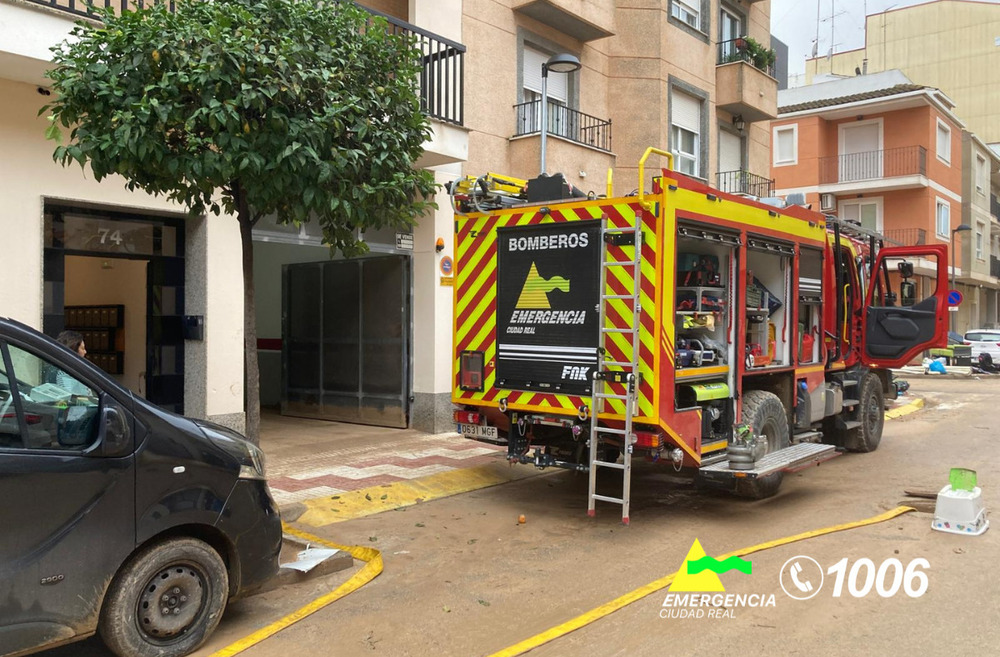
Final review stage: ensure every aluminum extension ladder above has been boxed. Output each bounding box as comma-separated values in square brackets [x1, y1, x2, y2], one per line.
[588, 214, 643, 525]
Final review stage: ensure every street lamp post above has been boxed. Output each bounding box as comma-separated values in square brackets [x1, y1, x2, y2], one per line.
[539, 53, 581, 175]
[951, 223, 972, 331]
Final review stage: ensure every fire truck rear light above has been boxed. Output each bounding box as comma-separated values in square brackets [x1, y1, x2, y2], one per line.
[633, 431, 661, 448]
[453, 411, 481, 425]
[460, 350, 485, 391]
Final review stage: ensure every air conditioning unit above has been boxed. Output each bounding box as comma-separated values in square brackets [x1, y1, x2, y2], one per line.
[820, 193, 836, 212]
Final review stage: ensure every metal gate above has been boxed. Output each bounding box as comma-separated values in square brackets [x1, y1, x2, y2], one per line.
[281, 255, 410, 428]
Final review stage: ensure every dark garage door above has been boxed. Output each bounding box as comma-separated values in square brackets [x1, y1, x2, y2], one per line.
[281, 256, 410, 428]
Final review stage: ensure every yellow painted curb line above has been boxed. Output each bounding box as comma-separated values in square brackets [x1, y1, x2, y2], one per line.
[486, 506, 916, 657]
[298, 463, 532, 527]
[885, 397, 925, 420]
[208, 524, 382, 657]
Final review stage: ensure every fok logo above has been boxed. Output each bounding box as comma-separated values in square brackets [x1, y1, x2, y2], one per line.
[660, 540, 775, 619]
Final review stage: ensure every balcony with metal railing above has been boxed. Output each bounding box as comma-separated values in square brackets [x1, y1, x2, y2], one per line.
[991, 256, 1000, 279]
[717, 170, 774, 197]
[715, 38, 777, 123]
[992, 194, 1000, 222]
[818, 146, 927, 190]
[883, 228, 927, 247]
[19, 0, 466, 127]
[513, 100, 612, 152]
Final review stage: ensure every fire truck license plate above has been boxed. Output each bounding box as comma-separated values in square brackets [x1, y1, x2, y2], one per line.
[459, 424, 497, 439]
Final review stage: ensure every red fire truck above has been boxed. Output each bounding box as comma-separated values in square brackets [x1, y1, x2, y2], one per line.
[450, 148, 947, 522]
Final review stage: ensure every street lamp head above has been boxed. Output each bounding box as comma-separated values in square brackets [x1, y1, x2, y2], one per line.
[953, 224, 972, 234]
[544, 53, 582, 74]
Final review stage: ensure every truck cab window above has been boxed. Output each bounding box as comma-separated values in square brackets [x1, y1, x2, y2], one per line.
[3, 344, 100, 450]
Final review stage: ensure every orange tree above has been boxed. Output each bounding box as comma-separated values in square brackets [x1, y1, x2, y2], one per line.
[44, 0, 437, 443]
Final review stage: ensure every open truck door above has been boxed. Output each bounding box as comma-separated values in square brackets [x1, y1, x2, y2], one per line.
[862, 244, 949, 368]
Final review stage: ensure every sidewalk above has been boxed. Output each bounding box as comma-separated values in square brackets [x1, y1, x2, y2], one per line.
[259, 412, 507, 508]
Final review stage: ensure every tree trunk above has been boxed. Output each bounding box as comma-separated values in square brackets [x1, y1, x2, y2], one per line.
[236, 185, 261, 445]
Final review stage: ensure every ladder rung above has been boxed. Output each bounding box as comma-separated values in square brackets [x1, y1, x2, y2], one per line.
[591, 494, 625, 504]
[602, 261, 640, 267]
[604, 226, 640, 233]
[598, 427, 629, 435]
[593, 460, 626, 470]
[594, 393, 630, 400]
[602, 294, 639, 300]
[601, 361, 636, 368]
[601, 327, 635, 333]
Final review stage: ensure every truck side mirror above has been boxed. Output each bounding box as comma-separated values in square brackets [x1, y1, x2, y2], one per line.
[900, 280, 916, 307]
[897, 261, 914, 279]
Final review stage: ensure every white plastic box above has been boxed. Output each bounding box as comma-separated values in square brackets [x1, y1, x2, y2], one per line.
[932, 485, 989, 536]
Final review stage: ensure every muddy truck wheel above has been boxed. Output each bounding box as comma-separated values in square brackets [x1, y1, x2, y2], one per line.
[844, 373, 884, 453]
[99, 537, 229, 657]
[734, 390, 790, 500]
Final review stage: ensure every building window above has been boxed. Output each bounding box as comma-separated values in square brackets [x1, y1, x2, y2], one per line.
[671, 0, 701, 29]
[977, 154, 987, 196]
[936, 119, 951, 165]
[977, 222, 985, 260]
[839, 198, 882, 232]
[521, 44, 573, 138]
[773, 125, 798, 167]
[670, 89, 702, 177]
[936, 198, 951, 238]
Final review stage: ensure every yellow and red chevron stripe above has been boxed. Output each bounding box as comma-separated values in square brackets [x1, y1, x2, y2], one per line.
[453, 200, 659, 423]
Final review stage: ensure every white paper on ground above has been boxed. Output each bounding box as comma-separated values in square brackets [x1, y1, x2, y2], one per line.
[280, 547, 341, 573]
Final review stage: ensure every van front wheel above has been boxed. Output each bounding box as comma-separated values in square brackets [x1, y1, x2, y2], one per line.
[100, 537, 229, 657]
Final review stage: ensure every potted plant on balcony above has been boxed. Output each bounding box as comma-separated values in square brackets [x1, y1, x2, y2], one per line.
[740, 37, 776, 73]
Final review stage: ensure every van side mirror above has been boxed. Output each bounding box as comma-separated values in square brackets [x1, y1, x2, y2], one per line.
[98, 396, 132, 457]
[900, 280, 916, 307]
[897, 261, 914, 278]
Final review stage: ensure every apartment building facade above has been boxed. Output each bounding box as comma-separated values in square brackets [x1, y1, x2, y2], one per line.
[0, 0, 467, 433]
[771, 71, 1000, 333]
[805, 0, 1000, 146]
[0, 0, 779, 435]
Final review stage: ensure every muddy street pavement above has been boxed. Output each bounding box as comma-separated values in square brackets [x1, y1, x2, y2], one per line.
[47, 376, 1000, 657]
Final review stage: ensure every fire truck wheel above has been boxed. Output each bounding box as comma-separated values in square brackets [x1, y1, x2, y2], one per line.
[845, 373, 884, 452]
[734, 390, 790, 500]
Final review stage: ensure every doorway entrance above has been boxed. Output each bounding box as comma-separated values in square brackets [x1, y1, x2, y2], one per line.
[43, 204, 186, 413]
[282, 255, 411, 428]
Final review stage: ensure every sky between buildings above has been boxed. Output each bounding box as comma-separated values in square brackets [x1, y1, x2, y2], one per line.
[772, 0, 1000, 77]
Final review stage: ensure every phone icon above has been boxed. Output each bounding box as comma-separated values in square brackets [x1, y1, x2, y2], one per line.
[780, 556, 824, 600]
[789, 561, 813, 593]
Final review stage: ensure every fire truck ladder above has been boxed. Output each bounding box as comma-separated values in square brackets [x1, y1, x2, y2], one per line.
[588, 215, 643, 524]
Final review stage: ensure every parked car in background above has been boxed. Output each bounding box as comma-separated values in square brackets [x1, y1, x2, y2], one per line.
[0, 318, 282, 657]
[963, 329, 1000, 360]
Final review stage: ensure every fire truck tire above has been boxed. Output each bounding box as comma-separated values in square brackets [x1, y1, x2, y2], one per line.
[845, 373, 884, 453]
[734, 390, 790, 500]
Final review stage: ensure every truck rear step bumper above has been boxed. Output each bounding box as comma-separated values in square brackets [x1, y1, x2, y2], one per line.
[698, 443, 839, 480]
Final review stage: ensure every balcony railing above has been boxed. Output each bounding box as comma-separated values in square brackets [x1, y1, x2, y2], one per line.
[991, 194, 1000, 222]
[23, 0, 465, 126]
[716, 38, 775, 77]
[717, 170, 774, 197]
[991, 256, 1000, 279]
[819, 146, 926, 185]
[513, 100, 612, 152]
[883, 228, 927, 247]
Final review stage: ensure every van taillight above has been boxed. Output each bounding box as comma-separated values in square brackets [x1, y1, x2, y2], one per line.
[453, 410, 481, 424]
[460, 350, 485, 391]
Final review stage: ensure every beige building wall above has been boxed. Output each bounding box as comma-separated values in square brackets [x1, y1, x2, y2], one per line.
[460, 0, 776, 196]
[0, 76, 246, 427]
[806, 0, 1000, 144]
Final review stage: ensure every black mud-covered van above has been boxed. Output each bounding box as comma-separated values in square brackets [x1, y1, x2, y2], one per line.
[0, 318, 281, 657]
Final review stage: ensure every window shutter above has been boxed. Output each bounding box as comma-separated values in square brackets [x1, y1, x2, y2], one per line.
[523, 46, 568, 103]
[671, 90, 701, 134]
